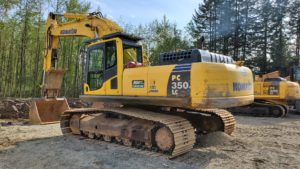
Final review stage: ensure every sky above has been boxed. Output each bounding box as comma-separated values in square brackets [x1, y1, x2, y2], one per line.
[88, 0, 201, 30]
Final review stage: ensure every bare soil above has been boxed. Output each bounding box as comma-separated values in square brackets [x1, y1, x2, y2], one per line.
[0, 114, 300, 169]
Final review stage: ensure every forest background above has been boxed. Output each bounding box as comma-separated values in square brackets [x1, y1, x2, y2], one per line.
[0, 0, 299, 98]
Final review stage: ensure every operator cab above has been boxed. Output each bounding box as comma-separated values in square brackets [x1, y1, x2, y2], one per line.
[86, 32, 144, 91]
[291, 66, 300, 83]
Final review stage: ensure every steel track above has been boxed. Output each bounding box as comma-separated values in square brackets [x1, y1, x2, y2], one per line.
[197, 109, 236, 135]
[60, 107, 236, 158]
[60, 107, 195, 158]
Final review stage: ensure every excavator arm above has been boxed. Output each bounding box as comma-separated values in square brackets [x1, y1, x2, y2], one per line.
[30, 12, 123, 124]
[43, 12, 122, 97]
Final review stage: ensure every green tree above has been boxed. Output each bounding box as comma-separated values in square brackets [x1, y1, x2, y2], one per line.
[189, 0, 256, 60]
[123, 16, 190, 65]
[149, 16, 190, 65]
[269, 0, 289, 71]
[58, 0, 91, 97]
[250, 0, 273, 73]
[288, 0, 300, 64]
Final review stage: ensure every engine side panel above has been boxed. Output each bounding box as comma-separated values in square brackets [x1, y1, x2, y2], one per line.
[190, 62, 253, 108]
[120, 62, 253, 109]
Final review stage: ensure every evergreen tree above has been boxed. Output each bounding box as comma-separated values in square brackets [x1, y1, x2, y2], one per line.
[250, 0, 273, 73]
[149, 16, 189, 65]
[269, 0, 289, 71]
[288, 0, 300, 64]
[189, 0, 256, 60]
[58, 0, 91, 97]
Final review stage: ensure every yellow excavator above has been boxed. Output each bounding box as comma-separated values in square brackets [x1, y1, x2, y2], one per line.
[230, 71, 300, 117]
[290, 66, 300, 113]
[29, 12, 254, 158]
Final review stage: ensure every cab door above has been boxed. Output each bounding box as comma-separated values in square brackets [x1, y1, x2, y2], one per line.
[86, 44, 106, 95]
[85, 40, 121, 95]
[104, 40, 120, 95]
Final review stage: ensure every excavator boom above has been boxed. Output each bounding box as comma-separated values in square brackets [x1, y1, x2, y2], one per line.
[30, 12, 123, 124]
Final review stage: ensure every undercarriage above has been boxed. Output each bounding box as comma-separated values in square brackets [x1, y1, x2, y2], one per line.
[60, 106, 236, 158]
[229, 100, 289, 118]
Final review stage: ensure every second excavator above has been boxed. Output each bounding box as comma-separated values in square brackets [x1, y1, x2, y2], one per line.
[230, 71, 300, 117]
[30, 12, 254, 158]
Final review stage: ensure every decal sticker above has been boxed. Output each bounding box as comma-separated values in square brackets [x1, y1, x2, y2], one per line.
[233, 82, 252, 91]
[263, 82, 279, 95]
[167, 64, 191, 97]
[268, 86, 279, 95]
[149, 81, 158, 93]
[132, 80, 144, 88]
[60, 29, 77, 35]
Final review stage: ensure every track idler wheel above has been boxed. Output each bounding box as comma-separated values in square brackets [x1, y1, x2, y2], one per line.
[270, 105, 285, 118]
[155, 127, 174, 152]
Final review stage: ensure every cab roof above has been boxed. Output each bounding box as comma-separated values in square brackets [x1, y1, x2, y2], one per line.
[85, 32, 143, 45]
[102, 32, 143, 42]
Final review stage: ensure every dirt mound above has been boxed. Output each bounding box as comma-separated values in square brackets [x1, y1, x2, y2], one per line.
[0, 98, 31, 119]
[0, 98, 93, 120]
[196, 131, 234, 147]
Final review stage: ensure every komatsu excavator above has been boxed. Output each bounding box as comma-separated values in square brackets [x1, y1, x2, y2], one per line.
[230, 71, 300, 117]
[29, 12, 254, 158]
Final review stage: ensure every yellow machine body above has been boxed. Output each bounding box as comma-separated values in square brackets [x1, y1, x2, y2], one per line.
[81, 38, 254, 109]
[230, 71, 300, 117]
[254, 70, 300, 104]
[254, 81, 300, 101]
[254, 71, 300, 102]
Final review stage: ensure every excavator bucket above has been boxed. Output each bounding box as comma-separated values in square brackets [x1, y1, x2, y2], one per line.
[29, 98, 70, 124]
[29, 69, 70, 124]
[42, 69, 65, 98]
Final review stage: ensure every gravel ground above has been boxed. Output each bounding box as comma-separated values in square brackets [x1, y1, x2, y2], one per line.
[0, 114, 300, 169]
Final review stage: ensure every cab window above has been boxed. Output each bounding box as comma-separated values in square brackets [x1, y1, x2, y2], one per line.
[87, 45, 104, 90]
[123, 44, 142, 64]
[295, 68, 300, 82]
[105, 41, 117, 69]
